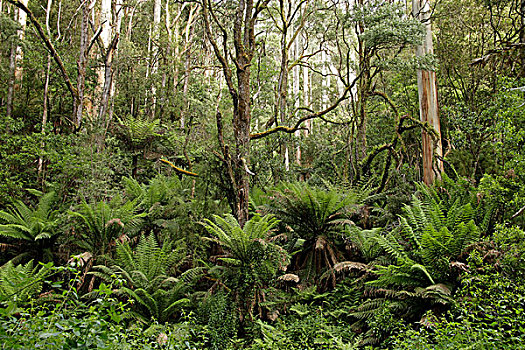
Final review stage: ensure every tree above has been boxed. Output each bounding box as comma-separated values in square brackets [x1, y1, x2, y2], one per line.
[203, 0, 356, 224]
[202, 0, 265, 226]
[5, 0, 28, 119]
[413, 0, 443, 185]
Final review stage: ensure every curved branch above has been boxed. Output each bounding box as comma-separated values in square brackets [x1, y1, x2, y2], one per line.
[250, 126, 306, 140]
[251, 70, 362, 140]
[160, 159, 198, 177]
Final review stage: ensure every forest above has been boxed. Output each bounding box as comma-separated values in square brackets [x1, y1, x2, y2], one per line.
[0, 0, 525, 348]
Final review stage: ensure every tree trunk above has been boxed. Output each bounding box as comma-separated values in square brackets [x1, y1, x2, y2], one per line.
[14, 0, 28, 82]
[202, 0, 261, 227]
[519, 0, 525, 78]
[38, 0, 53, 177]
[106, 0, 123, 126]
[75, 0, 90, 127]
[6, 43, 16, 120]
[293, 31, 302, 167]
[277, 0, 289, 172]
[149, 0, 161, 118]
[96, 0, 112, 114]
[233, 56, 252, 227]
[6, 0, 29, 119]
[413, 0, 443, 185]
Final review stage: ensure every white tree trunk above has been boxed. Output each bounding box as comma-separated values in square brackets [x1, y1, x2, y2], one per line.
[321, 49, 328, 111]
[39, 0, 53, 176]
[303, 47, 310, 135]
[97, 0, 112, 90]
[14, 0, 28, 82]
[413, 0, 443, 185]
[6, 0, 29, 118]
[150, 0, 162, 117]
[293, 33, 301, 166]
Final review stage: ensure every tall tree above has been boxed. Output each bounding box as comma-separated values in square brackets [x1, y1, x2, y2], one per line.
[6, 0, 28, 119]
[413, 0, 443, 185]
[202, 0, 263, 226]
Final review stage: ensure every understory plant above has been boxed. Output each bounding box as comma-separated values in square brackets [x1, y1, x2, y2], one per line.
[201, 214, 289, 323]
[69, 197, 145, 260]
[351, 184, 483, 346]
[0, 191, 59, 263]
[264, 183, 365, 287]
[0, 260, 54, 305]
[90, 233, 191, 323]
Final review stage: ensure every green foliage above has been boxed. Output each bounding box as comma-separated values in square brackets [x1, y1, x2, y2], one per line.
[0, 191, 59, 263]
[493, 224, 525, 280]
[90, 233, 190, 323]
[265, 183, 365, 286]
[202, 214, 289, 321]
[352, 0, 425, 49]
[0, 260, 53, 304]
[479, 172, 525, 225]
[266, 183, 360, 241]
[69, 197, 146, 259]
[350, 184, 483, 345]
[390, 271, 525, 349]
[0, 133, 42, 206]
[124, 175, 184, 212]
[371, 185, 482, 289]
[117, 115, 163, 151]
[250, 303, 357, 350]
[123, 174, 186, 237]
[430, 174, 494, 234]
[197, 292, 239, 350]
[344, 225, 383, 264]
[0, 191, 58, 241]
[0, 269, 206, 349]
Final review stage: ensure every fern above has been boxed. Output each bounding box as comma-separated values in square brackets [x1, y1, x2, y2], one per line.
[90, 233, 190, 323]
[371, 185, 482, 290]
[201, 214, 289, 321]
[70, 197, 146, 259]
[0, 260, 53, 303]
[0, 191, 59, 263]
[264, 183, 367, 287]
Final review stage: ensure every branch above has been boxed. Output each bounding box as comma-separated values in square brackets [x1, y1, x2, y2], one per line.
[8, 0, 79, 104]
[251, 70, 361, 140]
[470, 43, 525, 66]
[202, 0, 238, 100]
[160, 159, 198, 177]
[250, 126, 306, 140]
[511, 205, 525, 220]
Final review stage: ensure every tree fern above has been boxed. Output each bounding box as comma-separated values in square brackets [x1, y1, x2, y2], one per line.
[90, 233, 190, 323]
[201, 214, 289, 321]
[264, 183, 365, 287]
[70, 197, 145, 259]
[0, 191, 59, 263]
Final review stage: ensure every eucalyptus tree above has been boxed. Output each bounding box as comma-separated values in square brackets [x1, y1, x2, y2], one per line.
[413, 0, 443, 185]
[5, 0, 28, 119]
[202, 0, 359, 225]
[326, 0, 434, 188]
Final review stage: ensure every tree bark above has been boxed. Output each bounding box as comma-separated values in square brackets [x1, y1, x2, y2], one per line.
[202, 0, 264, 227]
[75, 0, 90, 127]
[413, 0, 443, 185]
[96, 0, 112, 115]
[38, 0, 53, 177]
[6, 0, 28, 119]
[149, 0, 161, 118]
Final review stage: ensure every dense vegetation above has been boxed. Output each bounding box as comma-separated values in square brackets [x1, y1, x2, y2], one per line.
[1, 0, 525, 348]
